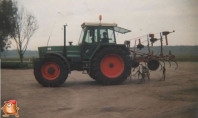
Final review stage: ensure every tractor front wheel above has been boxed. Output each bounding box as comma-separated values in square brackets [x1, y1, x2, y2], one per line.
[91, 47, 131, 85]
[34, 55, 68, 87]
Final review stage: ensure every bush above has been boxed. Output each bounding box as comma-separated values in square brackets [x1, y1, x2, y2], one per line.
[1, 62, 33, 69]
[176, 55, 198, 62]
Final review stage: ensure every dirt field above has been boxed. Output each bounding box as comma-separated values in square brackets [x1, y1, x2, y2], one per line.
[1, 62, 198, 118]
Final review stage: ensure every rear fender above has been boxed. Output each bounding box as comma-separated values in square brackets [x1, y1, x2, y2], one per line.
[90, 44, 130, 60]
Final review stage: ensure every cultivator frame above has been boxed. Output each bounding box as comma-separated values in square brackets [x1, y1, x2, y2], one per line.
[125, 30, 178, 83]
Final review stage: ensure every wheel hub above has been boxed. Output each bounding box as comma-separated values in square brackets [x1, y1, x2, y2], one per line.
[148, 59, 160, 71]
[100, 54, 124, 78]
[41, 62, 60, 80]
[48, 67, 55, 74]
[109, 63, 114, 68]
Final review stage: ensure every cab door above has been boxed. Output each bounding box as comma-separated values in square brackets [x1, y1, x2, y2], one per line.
[82, 27, 99, 59]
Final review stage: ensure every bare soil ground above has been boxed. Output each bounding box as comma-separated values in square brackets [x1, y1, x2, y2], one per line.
[1, 62, 198, 118]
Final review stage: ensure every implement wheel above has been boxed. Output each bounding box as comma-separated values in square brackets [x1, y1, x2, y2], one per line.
[148, 59, 160, 71]
[34, 55, 68, 87]
[91, 46, 131, 85]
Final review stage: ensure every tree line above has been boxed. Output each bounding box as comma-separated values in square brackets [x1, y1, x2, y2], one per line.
[132, 45, 198, 55]
[0, 0, 38, 62]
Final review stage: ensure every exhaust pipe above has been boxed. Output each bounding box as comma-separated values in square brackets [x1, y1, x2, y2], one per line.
[64, 24, 67, 57]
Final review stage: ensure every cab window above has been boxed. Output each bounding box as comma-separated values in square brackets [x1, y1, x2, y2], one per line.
[99, 28, 116, 43]
[84, 28, 98, 43]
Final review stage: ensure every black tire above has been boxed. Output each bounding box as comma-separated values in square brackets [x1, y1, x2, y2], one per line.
[147, 59, 160, 71]
[87, 69, 96, 80]
[34, 55, 68, 87]
[131, 60, 139, 68]
[91, 46, 131, 85]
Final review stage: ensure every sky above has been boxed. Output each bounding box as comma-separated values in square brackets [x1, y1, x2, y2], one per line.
[11, 0, 198, 50]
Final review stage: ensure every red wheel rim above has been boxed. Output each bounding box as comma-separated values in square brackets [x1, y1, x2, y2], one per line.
[100, 54, 124, 78]
[41, 62, 60, 80]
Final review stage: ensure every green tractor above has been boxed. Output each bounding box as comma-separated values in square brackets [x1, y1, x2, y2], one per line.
[33, 21, 132, 87]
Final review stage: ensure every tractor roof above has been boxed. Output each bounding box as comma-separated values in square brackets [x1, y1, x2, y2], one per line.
[81, 22, 117, 27]
[81, 22, 131, 34]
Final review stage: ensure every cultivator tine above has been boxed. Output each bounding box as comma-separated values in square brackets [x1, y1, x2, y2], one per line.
[158, 59, 166, 81]
[160, 66, 166, 81]
[171, 60, 178, 70]
[167, 52, 178, 70]
[161, 59, 165, 67]
[165, 59, 171, 68]
[159, 62, 162, 70]
[146, 67, 150, 80]
[134, 65, 141, 79]
[137, 65, 143, 83]
[138, 74, 145, 84]
[144, 62, 150, 80]
[133, 66, 141, 77]
[159, 61, 163, 70]
[136, 64, 150, 84]
[132, 65, 145, 83]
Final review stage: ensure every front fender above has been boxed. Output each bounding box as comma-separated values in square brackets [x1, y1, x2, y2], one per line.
[44, 52, 71, 73]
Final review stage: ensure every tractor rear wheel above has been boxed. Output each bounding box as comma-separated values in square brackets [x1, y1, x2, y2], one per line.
[91, 46, 131, 85]
[131, 60, 139, 68]
[34, 55, 68, 87]
[87, 69, 96, 80]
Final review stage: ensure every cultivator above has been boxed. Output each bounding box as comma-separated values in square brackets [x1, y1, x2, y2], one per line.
[125, 30, 178, 83]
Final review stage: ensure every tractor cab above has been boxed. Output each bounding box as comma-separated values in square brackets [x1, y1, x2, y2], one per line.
[78, 22, 131, 58]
